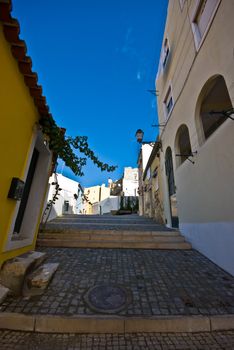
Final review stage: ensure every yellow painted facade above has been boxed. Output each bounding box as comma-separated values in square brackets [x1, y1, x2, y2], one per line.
[0, 23, 51, 265]
[156, 0, 234, 274]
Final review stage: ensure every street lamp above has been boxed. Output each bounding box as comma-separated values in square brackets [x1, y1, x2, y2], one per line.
[135, 129, 144, 143]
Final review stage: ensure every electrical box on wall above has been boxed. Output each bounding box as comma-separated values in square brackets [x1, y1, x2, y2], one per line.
[8, 178, 25, 200]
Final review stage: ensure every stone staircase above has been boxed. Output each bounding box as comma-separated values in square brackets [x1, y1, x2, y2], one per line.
[38, 215, 191, 250]
[0, 251, 59, 301]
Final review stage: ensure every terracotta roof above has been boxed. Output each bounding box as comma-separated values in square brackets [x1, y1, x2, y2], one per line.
[0, 0, 51, 119]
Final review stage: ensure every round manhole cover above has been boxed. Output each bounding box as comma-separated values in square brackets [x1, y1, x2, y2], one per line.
[84, 284, 132, 314]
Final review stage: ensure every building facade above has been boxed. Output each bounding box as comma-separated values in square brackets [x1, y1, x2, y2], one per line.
[83, 184, 110, 214]
[0, 1, 54, 265]
[42, 173, 83, 222]
[156, 0, 234, 275]
[141, 141, 165, 223]
[122, 167, 139, 197]
[138, 143, 154, 216]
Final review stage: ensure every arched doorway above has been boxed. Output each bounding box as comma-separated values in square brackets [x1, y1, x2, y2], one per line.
[165, 147, 178, 228]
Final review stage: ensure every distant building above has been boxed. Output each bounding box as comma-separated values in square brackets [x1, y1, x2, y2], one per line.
[84, 184, 110, 214]
[110, 178, 123, 196]
[122, 167, 139, 197]
[138, 144, 154, 216]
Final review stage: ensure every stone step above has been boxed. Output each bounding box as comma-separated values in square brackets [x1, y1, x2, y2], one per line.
[49, 219, 162, 224]
[38, 233, 185, 243]
[0, 284, 9, 304]
[39, 229, 179, 236]
[0, 251, 47, 295]
[23, 263, 59, 297]
[37, 239, 191, 250]
[46, 221, 171, 228]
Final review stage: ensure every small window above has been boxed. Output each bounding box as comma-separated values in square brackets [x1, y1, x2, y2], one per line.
[175, 125, 192, 166]
[163, 86, 174, 120]
[191, 0, 220, 49]
[162, 38, 170, 68]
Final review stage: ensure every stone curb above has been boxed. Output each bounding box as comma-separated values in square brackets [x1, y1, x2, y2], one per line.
[0, 313, 234, 333]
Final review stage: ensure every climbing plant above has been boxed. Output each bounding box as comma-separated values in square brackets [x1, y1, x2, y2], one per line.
[39, 115, 117, 176]
[41, 173, 62, 228]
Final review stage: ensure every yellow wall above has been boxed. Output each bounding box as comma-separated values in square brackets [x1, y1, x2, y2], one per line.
[0, 24, 40, 264]
[156, 0, 234, 275]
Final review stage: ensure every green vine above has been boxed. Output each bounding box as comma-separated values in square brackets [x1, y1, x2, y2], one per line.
[39, 116, 117, 176]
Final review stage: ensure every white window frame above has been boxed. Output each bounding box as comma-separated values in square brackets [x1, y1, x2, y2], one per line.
[161, 37, 170, 70]
[163, 85, 174, 121]
[190, 0, 221, 51]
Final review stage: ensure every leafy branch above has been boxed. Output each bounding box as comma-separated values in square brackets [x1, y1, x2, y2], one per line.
[39, 116, 117, 176]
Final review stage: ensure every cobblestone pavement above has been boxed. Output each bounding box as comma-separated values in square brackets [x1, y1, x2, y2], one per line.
[0, 330, 234, 349]
[1, 248, 234, 316]
[43, 214, 175, 232]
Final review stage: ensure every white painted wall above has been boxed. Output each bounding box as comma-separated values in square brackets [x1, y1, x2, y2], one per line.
[122, 167, 139, 197]
[43, 173, 83, 222]
[92, 196, 120, 215]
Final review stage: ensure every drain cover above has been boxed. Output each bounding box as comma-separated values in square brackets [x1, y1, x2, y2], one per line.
[84, 284, 132, 314]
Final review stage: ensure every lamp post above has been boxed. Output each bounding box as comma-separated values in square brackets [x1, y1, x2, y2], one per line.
[135, 129, 144, 143]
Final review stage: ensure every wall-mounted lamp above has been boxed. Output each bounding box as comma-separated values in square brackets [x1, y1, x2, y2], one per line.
[135, 129, 144, 143]
[209, 108, 234, 121]
[175, 151, 198, 165]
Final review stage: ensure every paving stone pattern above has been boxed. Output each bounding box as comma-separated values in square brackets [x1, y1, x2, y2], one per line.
[1, 248, 234, 316]
[0, 330, 234, 349]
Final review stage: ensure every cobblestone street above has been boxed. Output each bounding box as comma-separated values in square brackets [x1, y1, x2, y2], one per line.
[1, 248, 234, 316]
[0, 330, 234, 349]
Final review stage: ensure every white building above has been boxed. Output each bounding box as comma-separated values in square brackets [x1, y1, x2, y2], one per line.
[42, 173, 83, 222]
[122, 167, 139, 197]
[138, 143, 154, 216]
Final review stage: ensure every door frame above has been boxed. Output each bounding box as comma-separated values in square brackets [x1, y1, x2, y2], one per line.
[4, 130, 52, 252]
[165, 147, 179, 228]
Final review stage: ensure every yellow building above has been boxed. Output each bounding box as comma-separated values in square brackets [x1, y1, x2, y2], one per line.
[141, 141, 164, 224]
[156, 0, 234, 274]
[0, 1, 54, 265]
[84, 185, 110, 214]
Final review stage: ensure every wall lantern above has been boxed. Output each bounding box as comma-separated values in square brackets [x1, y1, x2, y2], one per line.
[135, 129, 144, 143]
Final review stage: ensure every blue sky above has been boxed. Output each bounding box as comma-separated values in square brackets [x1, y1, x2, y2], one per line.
[13, 0, 168, 187]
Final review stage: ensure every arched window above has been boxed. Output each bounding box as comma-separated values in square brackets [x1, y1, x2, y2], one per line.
[200, 76, 232, 140]
[175, 124, 192, 166]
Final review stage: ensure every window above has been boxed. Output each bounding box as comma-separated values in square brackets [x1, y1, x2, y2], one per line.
[163, 86, 174, 120]
[191, 0, 220, 49]
[162, 38, 170, 68]
[175, 125, 192, 166]
[199, 76, 232, 140]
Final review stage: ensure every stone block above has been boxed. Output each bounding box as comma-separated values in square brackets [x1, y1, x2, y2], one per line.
[23, 263, 59, 296]
[0, 312, 35, 331]
[35, 315, 124, 333]
[125, 316, 210, 333]
[0, 251, 46, 295]
[210, 315, 234, 331]
[0, 284, 9, 304]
